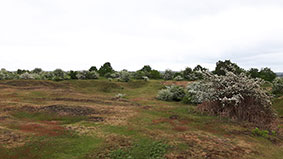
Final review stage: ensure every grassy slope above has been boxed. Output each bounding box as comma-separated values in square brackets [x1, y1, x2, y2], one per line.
[0, 79, 282, 159]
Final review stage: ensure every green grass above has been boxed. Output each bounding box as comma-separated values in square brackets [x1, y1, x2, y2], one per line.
[273, 97, 283, 116]
[0, 134, 103, 159]
[109, 138, 169, 159]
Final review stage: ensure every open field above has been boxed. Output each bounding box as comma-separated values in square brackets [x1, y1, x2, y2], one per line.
[0, 79, 282, 159]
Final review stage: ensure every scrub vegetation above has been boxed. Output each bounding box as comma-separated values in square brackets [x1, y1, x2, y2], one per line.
[0, 60, 282, 159]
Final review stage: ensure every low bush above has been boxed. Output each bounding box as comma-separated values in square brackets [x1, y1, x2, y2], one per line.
[19, 72, 35, 80]
[174, 75, 183, 81]
[183, 81, 209, 104]
[117, 70, 131, 82]
[272, 77, 283, 95]
[252, 127, 269, 137]
[76, 71, 99, 80]
[157, 85, 185, 101]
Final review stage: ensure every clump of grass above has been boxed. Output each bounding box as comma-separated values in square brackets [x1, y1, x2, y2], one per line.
[252, 127, 276, 138]
[109, 139, 169, 159]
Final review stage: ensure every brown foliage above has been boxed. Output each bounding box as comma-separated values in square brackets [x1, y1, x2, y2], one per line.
[197, 97, 277, 130]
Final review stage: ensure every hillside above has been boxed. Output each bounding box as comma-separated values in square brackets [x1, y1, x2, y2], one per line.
[0, 80, 282, 159]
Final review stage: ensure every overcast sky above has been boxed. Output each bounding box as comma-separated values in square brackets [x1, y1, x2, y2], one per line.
[0, 0, 283, 72]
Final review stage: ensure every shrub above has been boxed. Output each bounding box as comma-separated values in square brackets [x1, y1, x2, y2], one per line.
[19, 72, 35, 80]
[115, 93, 126, 99]
[183, 81, 210, 104]
[174, 75, 183, 81]
[163, 69, 175, 80]
[87, 71, 99, 79]
[0, 69, 17, 80]
[52, 69, 69, 81]
[252, 127, 269, 137]
[272, 77, 283, 95]
[76, 71, 99, 80]
[149, 70, 161, 79]
[157, 85, 185, 101]
[142, 76, 149, 81]
[117, 70, 131, 82]
[68, 70, 78, 79]
[197, 71, 277, 129]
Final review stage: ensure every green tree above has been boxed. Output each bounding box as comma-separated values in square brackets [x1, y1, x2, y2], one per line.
[31, 68, 43, 74]
[89, 66, 98, 72]
[68, 70, 78, 79]
[149, 69, 161, 79]
[247, 68, 260, 78]
[259, 67, 276, 82]
[140, 65, 152, 72]
[193, 65, 207, 72]
[98, 62, 114, 77]
[213, 60, 244, 76]
[182, 67, 193, 80]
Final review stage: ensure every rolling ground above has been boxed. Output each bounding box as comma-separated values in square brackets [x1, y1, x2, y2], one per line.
[0, 79, 282, 159]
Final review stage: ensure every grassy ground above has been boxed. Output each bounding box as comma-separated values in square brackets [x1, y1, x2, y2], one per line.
[0, 79, 282, 159]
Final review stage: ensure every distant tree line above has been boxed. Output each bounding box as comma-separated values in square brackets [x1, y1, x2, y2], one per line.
[0, 60, 279, 82]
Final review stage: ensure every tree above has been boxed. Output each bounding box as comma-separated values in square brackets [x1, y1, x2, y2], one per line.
[17, 69, 29, 75]
[259, 67, 276, 82]
[193, 65, 207, 72]
[213, 60, 244, 76]
[89, 66, 98, 72]
[31, 68, 43, 74]
[163, 69, 175, 80]
[182, 67, 193, 80]
[69, 70, 78, 79]
[149, 69, 161, 79]
[140, 65, 152, 72]
[98, 62, 114, 77]
[248, 68, 260, 78]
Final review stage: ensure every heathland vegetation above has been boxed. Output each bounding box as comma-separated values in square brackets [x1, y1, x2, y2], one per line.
[0, 60, 282, 159]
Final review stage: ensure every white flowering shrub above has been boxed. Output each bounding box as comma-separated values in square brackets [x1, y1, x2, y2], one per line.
[272, 77, 283, 95]
[163, 69, 175, 80]
[183, 81, 210, 104]
[118, 70, 131, 82]
[197, 71, 277, 128]
[0, 69, 17, 80]
[174, 75, 183, 81]
[76, 71, 99, 80]
[52, 69, 70, 81]
[157, 85, 185, 101]
[157, 89, 174, 101]
[19, 72, 35, 80]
